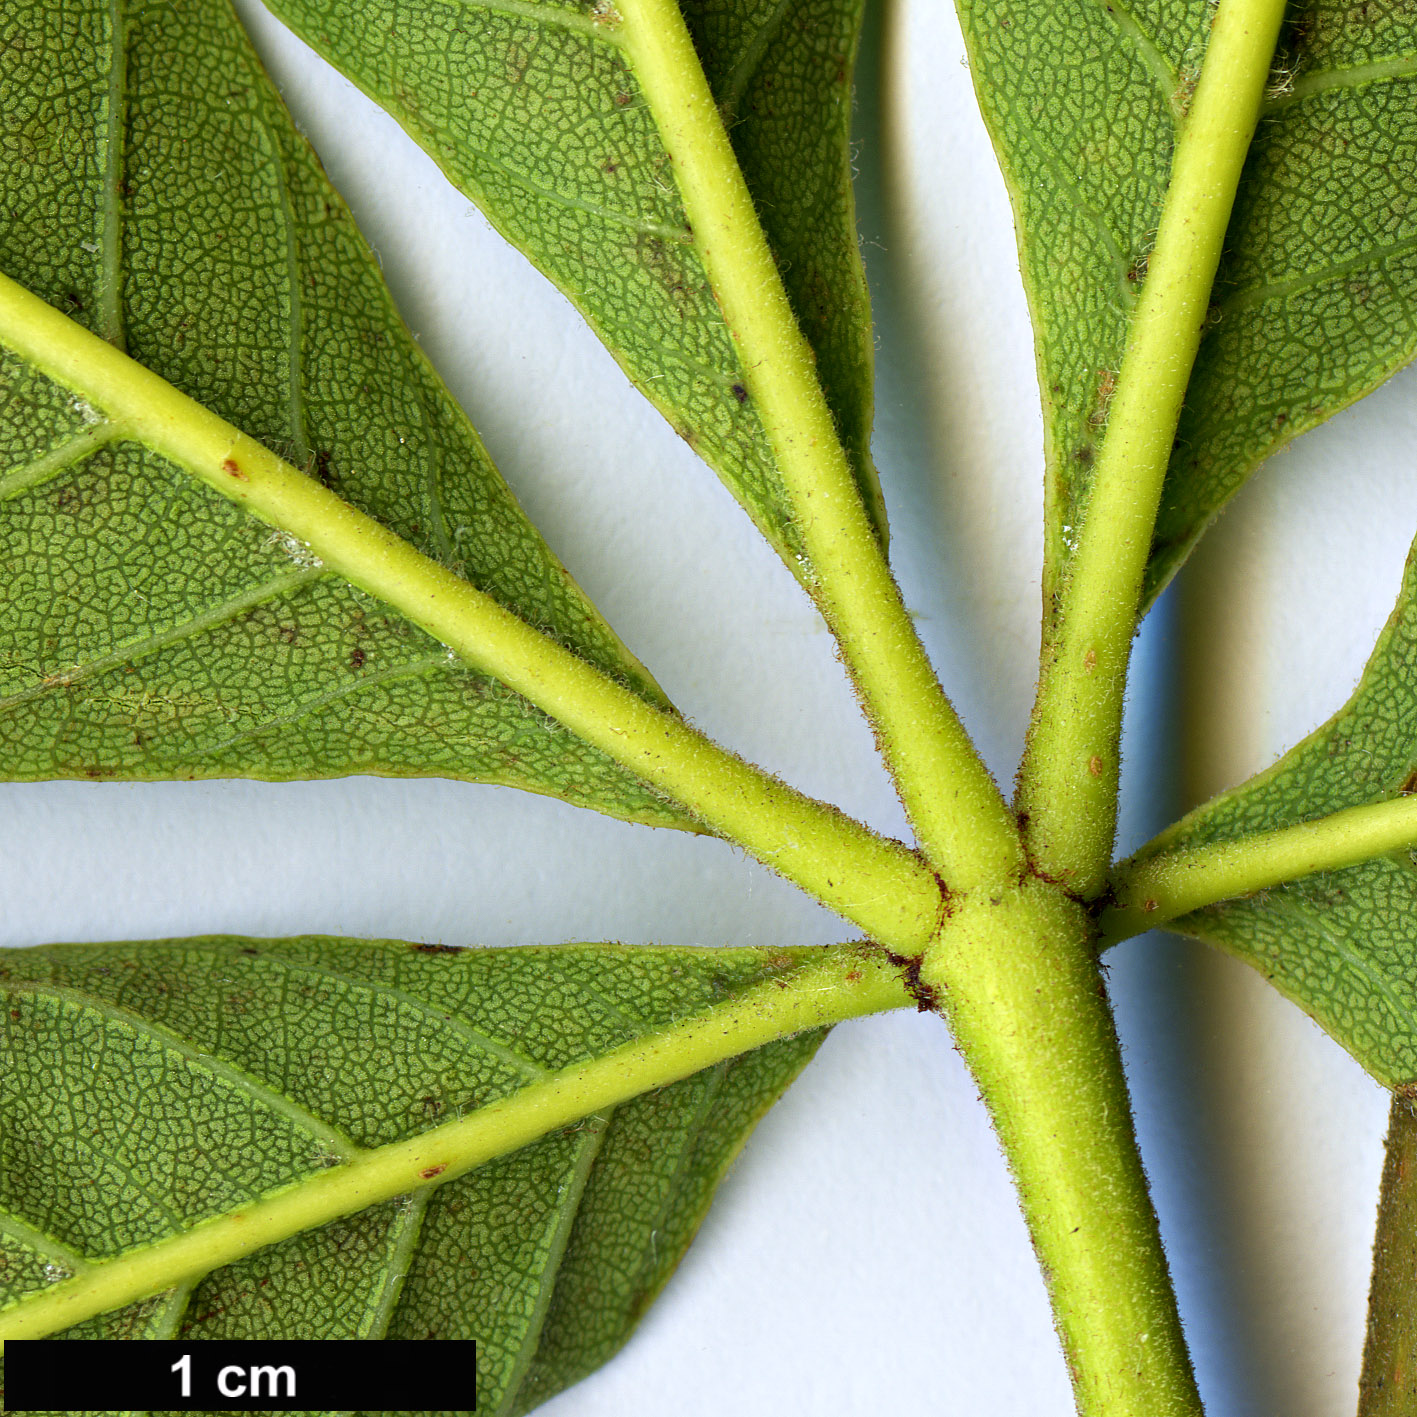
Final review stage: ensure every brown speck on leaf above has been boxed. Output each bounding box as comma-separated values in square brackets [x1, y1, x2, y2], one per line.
[221, 457, 247, 481]
[349, 647, 366, 671]
[1083, 649, 1097, 672]
[1089, 369, 1117, 426]
[1143, 899, 1158, 913]
[731, 382, 748, 404]
[420, 1164, 447, 1180]
[1087, 755, 1104, 777]
[412, 942, 463, 955]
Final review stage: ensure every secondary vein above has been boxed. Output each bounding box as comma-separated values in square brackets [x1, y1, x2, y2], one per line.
[1086, 0, 1184, 121]
[716, 0, 797, 124]
[1218, 230, 1417, 317]
[99, 0, 128, 350]
[498, 1116, 610, 1413]
[0, 1209, 91, 1277]
[254, 953, 552, 1083]
[0, 979, 359, 1162]
[0, 950, 909, 1344]
[0, 567, 327, 714]
[1273, 51, 1417, 109]
[360, 1192, 431, 1339]
[257, 106, 311, 467]
[0, 419, 125, 502]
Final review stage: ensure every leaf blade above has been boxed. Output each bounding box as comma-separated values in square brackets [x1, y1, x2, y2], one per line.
[256, 0, 885, 569]
[1359, 1094, 1417, 1417]
[1123, 537, 1417, 1084]
[0, 0, 684, 827]
[954, 0, 1417, 609]
[0, 937, 906, 1412]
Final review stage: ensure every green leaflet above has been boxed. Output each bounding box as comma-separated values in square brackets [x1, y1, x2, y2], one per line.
[257, 0, 885, 574]
[1127, 538, 1417, 1086]
[1358, 1096, 1417, 1417]
[955, 0, 1417, 615]
[0, 936, 854, 1413]
[0, 0, 690, 828]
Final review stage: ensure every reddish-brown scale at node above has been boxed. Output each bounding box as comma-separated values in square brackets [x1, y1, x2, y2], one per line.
[883, 949, 942, 1014]
[221, 457, 247, 481]
[420, 1164, 447, 1180]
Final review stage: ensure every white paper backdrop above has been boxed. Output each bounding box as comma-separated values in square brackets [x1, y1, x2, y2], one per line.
[5, 0, 1411, 1409]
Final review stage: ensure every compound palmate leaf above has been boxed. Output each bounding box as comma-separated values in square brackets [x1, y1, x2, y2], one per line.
[259, 0, 885, 574]
[0, 936, 837, 1414]
[0, 0, 690, 827]
[1129, 540, 1417, 1087]
[958, 0, 1417, 614]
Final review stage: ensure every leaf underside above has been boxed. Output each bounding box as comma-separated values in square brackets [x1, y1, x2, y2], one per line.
[0, 0, 692, 828]
[1358, 1096, 1417, 1417]
[1140, 539, 1417, 1086]
[257, 0, 885, 571]
[0, 937, 824, 1414]
[956, 0, 1417, 616]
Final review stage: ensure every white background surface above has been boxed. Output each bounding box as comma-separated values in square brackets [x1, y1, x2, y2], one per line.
[8, 0, 1416, 1410]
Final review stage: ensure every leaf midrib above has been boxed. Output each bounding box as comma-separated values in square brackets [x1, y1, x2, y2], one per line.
[0, 948, 905, 1344]
[0, 246, 948, 942]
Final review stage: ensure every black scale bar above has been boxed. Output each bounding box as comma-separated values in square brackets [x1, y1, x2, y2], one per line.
[3, 1339, 477, 1412]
